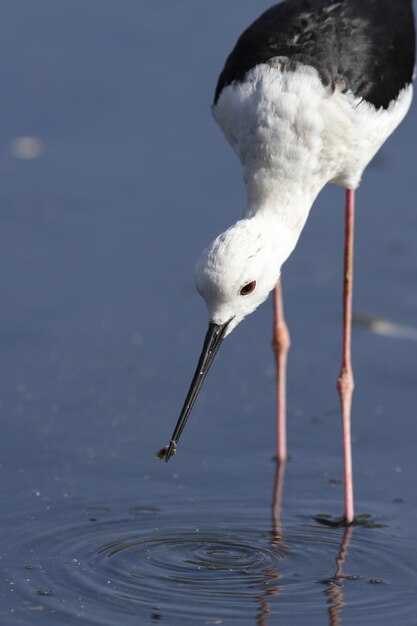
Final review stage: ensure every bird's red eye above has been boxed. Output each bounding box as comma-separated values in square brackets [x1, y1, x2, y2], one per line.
[240, 281, 256, 296]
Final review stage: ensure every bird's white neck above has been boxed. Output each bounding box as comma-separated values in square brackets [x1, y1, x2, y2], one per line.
[214, 61, 329, 232]
[239, 199, 310, 274]
[244, 176, 318, 233]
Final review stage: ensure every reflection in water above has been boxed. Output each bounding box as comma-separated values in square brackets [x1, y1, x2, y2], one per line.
[6, 466, 415, 625]
[257, 462, 287, 626]
[257, 461, 353, 626]
[324, 526, 353, 626]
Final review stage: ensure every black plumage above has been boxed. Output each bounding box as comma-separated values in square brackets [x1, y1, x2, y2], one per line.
[214, 0, 415, 109]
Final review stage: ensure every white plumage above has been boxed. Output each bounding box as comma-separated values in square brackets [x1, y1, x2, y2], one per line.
[195, 62, 412, 334]
[214, 61, 412, 211]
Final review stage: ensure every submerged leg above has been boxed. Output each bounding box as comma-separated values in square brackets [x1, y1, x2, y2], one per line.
[272, 281, 291, 463]
[337, 189, 356, 524]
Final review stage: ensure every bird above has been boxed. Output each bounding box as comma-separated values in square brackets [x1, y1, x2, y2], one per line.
[157, 0, 416, 525]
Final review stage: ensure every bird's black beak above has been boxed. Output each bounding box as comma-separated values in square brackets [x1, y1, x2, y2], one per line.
[156, 321, 230, 462]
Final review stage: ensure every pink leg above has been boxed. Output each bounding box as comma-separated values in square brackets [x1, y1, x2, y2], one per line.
[272, 459, 286, 542]
[337, 189, 356, 524]
[272, 281, 290, 463]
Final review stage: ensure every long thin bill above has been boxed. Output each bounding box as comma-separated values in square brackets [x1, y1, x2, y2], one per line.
[157, 321, 229, 462]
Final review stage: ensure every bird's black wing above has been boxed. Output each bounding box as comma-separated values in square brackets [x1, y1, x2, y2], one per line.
[214, 0, 415, 109]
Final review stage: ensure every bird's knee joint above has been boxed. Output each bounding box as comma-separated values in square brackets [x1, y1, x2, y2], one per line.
[272, 324, 291, 354]
[337, 368, 355, 395]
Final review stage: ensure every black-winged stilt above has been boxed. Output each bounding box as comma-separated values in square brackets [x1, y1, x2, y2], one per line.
[158, 0, 415, 524]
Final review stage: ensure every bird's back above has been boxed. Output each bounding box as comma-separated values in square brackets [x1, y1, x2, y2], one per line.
[215, 0, 415, 110]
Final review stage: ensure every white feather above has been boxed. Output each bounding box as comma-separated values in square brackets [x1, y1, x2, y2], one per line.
[213, 60, 412, 210]
[194, 60, 413, 333]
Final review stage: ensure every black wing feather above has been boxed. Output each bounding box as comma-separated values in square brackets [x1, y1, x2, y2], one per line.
[214, 0, 415, 109]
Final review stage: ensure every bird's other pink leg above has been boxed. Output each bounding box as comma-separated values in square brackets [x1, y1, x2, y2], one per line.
[337, 189, 356, 524]
[272, 281, 290, 463]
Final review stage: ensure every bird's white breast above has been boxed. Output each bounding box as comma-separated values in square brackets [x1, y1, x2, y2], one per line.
[213, 60, 413, 211]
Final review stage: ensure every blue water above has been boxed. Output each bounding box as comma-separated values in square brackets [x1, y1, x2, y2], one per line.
[1, 2, 416, 624]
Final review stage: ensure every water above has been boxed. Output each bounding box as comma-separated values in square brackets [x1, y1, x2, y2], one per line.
[1, 1, 416, 624]
[3, 476, 416, 625]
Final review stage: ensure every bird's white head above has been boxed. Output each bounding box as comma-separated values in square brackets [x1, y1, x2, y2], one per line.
[156, 212, 297, 463]
[195, 215, 293, 335]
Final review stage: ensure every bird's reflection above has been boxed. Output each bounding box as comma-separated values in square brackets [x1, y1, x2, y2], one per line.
[323, 525, 353, 626]
[256, 460, 354, 626]
[256, 461, 287, 626]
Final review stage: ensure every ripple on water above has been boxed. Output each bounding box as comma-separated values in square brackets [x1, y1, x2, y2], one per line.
[4, 503, 417, 625]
